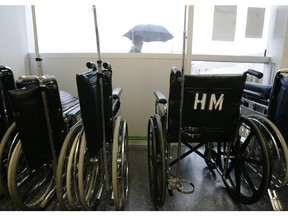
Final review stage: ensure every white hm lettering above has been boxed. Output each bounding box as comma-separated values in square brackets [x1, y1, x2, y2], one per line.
[193, 93, 224, 111]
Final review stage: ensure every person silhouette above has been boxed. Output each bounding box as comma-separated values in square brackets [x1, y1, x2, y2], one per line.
[129, 35, 144, 53]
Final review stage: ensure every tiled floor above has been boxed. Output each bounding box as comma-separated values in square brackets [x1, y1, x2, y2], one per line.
[0, 145, 273, 211]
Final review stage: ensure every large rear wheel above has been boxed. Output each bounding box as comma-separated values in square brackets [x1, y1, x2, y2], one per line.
[147, 114, 166, 208]
[219, 116, 270, 204]
[8, 142, 54, 210]
[56, 122, 82, 210]
[112, 116, 129, 210]
[248, 114, 288, 188]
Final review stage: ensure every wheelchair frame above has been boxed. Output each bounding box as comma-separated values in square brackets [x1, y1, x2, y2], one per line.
[55, 61, 129, 210]
[148, 67, 272, 208]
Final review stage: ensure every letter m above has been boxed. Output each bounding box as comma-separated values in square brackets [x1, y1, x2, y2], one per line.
[209, 94, 224, 111]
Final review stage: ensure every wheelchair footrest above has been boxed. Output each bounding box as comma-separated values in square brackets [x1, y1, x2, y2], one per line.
[268, 186, 288, 211]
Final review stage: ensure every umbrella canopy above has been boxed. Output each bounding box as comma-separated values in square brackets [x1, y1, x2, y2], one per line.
[123, 24, 173, 42]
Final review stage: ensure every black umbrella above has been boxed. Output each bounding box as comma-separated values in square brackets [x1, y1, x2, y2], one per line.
[123, 24, 173, 42]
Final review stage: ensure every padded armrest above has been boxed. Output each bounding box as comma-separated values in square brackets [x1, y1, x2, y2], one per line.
[113, 87, 122, 99]
[243, 89, 267, 99]
[244, 82, 272, 100]
[154, 91, 167, 104]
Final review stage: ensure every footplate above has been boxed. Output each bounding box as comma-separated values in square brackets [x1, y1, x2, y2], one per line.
[268, 186, 288, 211]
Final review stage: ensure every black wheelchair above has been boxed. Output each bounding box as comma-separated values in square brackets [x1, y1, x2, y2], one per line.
[0, 65, 17, 197]
[0, 67, 41, 198]
[0, 74, 80, 210]
[56, 61, 129, 210]
[0, 65, 16, 140]
[148, 67, 272, 208]
[242, 68, 288, 210]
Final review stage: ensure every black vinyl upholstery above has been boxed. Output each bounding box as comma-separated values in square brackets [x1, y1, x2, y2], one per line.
[8, 87, 52, 169]
[168, 68, 245, 143]
[8, 83, 66, 169]
[102, 69, 113, 143]
[76, 71, 104, 156]
[0, 67, 16, 138]
[243, 82, 272, 105]
[76, 69, 114, 157]
[269, 74, 288, 143]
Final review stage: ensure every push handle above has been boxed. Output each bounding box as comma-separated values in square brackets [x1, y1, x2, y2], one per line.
[18, 75, 39, 83]
[38, 75, 56, 84]
[86, 62, 97, 70]
[245, 69, 263, 79]
[102, 62, 111, 70]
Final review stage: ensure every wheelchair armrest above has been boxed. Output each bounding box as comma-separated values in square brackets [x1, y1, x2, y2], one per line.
[154, 91, 167, 104]
[245, 69, 263, 79]
[113, 87, 122, 99]
[244, 82, 272, 100]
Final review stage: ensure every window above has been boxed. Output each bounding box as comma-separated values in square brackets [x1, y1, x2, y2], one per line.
[192, 4, 271, 56]
[34, 3, 184, 53]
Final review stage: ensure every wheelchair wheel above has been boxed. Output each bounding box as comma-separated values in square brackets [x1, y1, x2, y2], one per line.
[248, 114, 288, 188]
[78, 131, 102, 210]
[0, 123, 18, 197]
[147, 114, 166, 208]
[218, 115, 270, 205]
[66, 129, 82, 210]
[112, 116, 129, 210]
[56, 121, 82, 210]
[8, 141, 54, 210]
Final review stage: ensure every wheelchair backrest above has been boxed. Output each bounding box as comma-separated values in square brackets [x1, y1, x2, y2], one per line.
[268, 70, 288, 143]
[0, 66, 17, 138]
[8, 79, 66, 169]
[76, 69, 113, 157]
[167, 68, 245, 143]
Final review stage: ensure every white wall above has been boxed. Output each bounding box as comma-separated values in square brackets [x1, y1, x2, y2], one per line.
[0, 6, 29, 77]
[29, 53, 182, 137]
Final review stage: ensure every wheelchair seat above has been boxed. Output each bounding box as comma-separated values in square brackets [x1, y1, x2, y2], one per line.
[60, 90, 79, 112]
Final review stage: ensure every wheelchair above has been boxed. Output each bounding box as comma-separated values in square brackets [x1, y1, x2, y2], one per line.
[148, 67, 272, 208]
[0, 66, 41, 198]
[0, 65, 17, 197]
[56, 61, 129, 210]
[242, 68, 288, 210]
[0, 74, 80, 210]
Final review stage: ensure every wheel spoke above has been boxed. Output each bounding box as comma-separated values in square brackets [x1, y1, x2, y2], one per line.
[220, 116, 270, 204]
[238, 162, 256, 193]
[238, 155, 264, 167]
[239, 132, 253, 153]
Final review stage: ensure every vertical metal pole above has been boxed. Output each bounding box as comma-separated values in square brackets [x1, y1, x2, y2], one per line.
[92, 5, 102, 62]
[40, 87, 58, 181]
[31, 5, 43, 76]
[181, 5, 187, 76]
[92, 5, 110, 190]
[176, 5, 188, 179]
